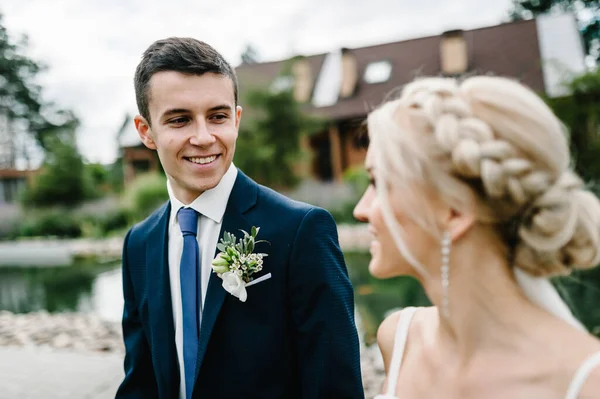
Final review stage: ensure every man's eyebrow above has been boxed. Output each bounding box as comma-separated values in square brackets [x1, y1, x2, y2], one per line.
[161, 108, 190, 119]
[208, 104, 233, 112]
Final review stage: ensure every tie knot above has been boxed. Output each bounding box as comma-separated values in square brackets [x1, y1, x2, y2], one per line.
[178, 207, 198, 236]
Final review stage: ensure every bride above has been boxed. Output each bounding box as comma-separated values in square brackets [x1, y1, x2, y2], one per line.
[353, 75, 600, 398]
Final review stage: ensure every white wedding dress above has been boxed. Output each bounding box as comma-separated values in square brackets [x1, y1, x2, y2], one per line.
[374, 307, 600, 399]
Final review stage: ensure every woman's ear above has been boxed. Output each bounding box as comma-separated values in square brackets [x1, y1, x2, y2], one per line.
[446, 207, 476, 241]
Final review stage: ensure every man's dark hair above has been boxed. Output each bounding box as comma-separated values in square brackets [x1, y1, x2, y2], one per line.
[134, 37, 239, 125]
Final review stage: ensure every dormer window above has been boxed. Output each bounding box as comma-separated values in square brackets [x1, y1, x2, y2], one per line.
[440, 30, 468, 75]
[270, 75, 294, 93]
[364, 61, 392, 84]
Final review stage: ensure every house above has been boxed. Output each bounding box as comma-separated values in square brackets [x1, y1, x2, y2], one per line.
[119, 13, 586, 184]
[117, 115, 160, 186]
[0, 169, 36, 204]
[235, 13, 587, 182]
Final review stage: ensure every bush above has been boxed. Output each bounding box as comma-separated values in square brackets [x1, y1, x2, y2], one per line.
[546, 68, 600, 193]
[72, 197, 130, 237]
[343, 166, 370, 196]
[16, 209, 82, 238]
[0, 204, 22, 240]
[21, 135, 98, 208]
[123, 172, 168, 222]
[326, 166, 370, 225]
[77, 207, 130, 238]
[328, 201, 361, 225]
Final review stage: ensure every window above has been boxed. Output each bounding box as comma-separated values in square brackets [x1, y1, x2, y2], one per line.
[440, 30, 468, 75]
[364, 61, 392, 84]
[270, 75, 294, 93]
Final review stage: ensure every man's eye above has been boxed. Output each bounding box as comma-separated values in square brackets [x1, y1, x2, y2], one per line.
[168, 117, 189, 125]
[211, 114, 228, 121]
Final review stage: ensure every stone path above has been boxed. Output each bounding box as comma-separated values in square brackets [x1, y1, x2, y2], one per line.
[0, 346, 123, 399]
[0, 345, 384, 399]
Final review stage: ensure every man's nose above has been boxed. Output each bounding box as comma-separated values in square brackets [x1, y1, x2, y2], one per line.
[190, 121, 216, 146]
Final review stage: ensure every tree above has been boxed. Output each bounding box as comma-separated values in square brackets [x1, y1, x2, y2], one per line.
[240, 44, 260, 64]
[546, 68, 600, 187]
[508, 0, 600, 61]
[234, 79, 325, 189]
[21, 130, 97, 207]
[0, 12, 78, 168]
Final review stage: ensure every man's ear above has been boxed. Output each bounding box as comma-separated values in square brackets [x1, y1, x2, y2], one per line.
[235, 105, 243, 129]
[134, 115, 157, 150]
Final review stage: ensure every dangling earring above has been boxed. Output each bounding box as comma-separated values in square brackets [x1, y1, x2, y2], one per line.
[441, 231, 452, 318]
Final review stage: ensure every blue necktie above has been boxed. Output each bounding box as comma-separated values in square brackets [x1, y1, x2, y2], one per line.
[178, 207, 200, 399]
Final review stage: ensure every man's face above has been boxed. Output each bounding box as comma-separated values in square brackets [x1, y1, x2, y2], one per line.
[135, 71, 242, 204]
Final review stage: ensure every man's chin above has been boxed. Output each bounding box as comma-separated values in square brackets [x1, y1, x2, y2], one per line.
[187, 176, 221, 194]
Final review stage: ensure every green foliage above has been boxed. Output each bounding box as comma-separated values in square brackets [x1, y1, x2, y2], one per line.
[546, 68, 600, 190]
[0, 13, 78, 153]
[555, 269, 600, 337]
[122, 172, 168, 222]
[85, 163, 110, 192]
[508, 0, 600, 61]
[9, 197, 130, 240]
[77, 207, 129, 238]
[21, 134, 98, 208]
[235, 84, 325, 189]
[343, 166, 370, 196]
[344, 251, 430, 344]
[16, 209, 82, 238]
[328, 166, 370, 225]
[107, 158, 125, 193]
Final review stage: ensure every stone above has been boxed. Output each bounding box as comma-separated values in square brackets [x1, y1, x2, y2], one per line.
[52, 332, 72, 349]
[0, 309, 385, 395]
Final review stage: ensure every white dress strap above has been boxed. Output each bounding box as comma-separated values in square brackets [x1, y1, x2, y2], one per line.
[564, 350, 600, 399]
[384, 307, 417, 397]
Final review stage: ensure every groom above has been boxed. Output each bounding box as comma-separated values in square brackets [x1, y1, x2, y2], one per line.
[115, 37, 364, 399]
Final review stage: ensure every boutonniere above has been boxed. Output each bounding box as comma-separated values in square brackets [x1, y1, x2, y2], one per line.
[211, 226, 269, 302]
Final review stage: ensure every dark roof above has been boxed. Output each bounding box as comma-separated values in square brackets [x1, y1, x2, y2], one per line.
[235, 19, 544, 121]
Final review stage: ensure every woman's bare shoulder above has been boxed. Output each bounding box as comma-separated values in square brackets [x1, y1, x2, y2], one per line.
[571, 335, 600, 398]
[377, 306, 435, 371]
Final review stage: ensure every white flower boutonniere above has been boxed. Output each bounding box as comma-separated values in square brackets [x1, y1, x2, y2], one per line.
[211, 226, 269, 302]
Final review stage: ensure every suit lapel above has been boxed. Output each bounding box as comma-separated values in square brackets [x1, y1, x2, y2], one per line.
[146, 202, 179, 397]
[194, 171, 258, 381]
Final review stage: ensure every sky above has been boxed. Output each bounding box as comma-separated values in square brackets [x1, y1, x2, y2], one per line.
[2, 0, 513, 165]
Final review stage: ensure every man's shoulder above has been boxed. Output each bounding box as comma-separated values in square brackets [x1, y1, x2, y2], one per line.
[254, 182, 322, 217]
[126, 200, 170, 245]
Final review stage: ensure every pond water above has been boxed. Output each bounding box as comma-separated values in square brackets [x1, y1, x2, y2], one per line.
[0, 252, 431, 344]
[0, 263, 124, 322]
[3, 252, 598, 343]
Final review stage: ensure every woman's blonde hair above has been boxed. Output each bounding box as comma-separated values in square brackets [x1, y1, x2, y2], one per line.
[368, 75, 600, 277]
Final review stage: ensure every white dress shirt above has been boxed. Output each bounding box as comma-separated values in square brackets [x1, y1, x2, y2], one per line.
[166, 163, 238, 399]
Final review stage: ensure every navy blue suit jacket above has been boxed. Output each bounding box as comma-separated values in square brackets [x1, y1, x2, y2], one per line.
[115, 171, 364, 398]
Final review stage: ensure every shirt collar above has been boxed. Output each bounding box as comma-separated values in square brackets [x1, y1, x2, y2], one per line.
[168, 162, 238, 227]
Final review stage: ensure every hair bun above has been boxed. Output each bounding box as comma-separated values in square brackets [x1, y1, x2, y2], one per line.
[514, 172, 600, 276]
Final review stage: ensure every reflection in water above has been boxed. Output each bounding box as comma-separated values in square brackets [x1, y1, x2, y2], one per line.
[91, 268, 123, 322]
[0, 255, 429, 343]
[0, 264, 122, 318]
[2, 254, 597, 342]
